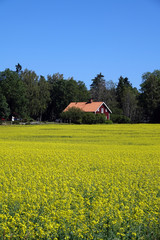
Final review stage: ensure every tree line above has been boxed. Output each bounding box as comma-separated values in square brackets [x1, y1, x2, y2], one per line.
[0, 64, 160, 123]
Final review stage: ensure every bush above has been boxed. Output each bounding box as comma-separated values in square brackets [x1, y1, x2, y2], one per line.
[111, 114, 131, 123]
[105, 120, 113, 124]
[82, 112, 96, 124]
[82, 113, 106, 124]
[60, 111, 68, 122]
[61, 108, 108, 124]
[61, 107, 84, 124]
[95, 114, 106, 123]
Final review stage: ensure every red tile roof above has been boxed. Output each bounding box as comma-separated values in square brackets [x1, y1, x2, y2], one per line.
[63, 101, 112, 113]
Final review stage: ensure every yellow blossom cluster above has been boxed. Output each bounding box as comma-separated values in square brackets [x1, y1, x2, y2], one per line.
[0, 124, 159, 239]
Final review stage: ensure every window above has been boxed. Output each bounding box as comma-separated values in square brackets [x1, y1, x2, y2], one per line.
[101, 108, 104, 113]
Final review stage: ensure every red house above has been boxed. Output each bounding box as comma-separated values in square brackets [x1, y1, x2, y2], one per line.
[63, 99, 112, 120]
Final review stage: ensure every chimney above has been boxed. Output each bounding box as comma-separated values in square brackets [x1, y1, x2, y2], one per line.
[88, 98, 93, 103]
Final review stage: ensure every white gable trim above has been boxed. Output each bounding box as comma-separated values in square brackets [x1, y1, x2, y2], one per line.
[95, 102, 112, 113]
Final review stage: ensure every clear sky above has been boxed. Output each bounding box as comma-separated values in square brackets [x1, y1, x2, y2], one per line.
[1, 0, 160, 90]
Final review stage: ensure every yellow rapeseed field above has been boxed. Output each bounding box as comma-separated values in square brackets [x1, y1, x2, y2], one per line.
[0, 124, 159, 239]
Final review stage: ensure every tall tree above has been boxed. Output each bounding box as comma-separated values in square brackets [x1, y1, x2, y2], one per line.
[116, 76, 139, 121]
[65, 78, 89, 103]
[122, 87, 138, 121]
[0, 86, 10, 119]
[46, 74, 90, 120]
[21, 69, 39, 119]
[15, 63, 22, 74]
[90, 75, 118, 114]
[90, 73, 106, 101]
[38, 75, 50, 121]
[139, 70, 160, 122]
[65, 78, 80, 103]
[116, 76, 132, 108]
[77, 81, 90, 101]
[104, 80, 117, 112]
[0, 69, 27, 118]
[47, 73, 66, 120]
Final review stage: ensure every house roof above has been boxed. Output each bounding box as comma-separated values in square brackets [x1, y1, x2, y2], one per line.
[63, 101, 112, 113]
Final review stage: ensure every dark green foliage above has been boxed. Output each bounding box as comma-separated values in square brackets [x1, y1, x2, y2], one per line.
[47, 73, 67, 120]
[116, 76, 139, 122]
[90, 73, 106, 101]
[46, 74, 90, 121]
[77, 81, 90, 101]
[139, 70, 160, 122]
[62, 108, 106, 124]
[21, 70, 50, 121]
[82, 112, 96, 124]
[15, 63, 22, 74]
[105, 120, 113, 124]
[95, 113, 106, 123]
[61, 107, 84, 124]
[1, 64, 160, 124]
[82, 113, 106, 124]
[116, 76, 132, 109]
[111, 114, 131, 123]
[38, 75, 50, 121]
[104, 80, 117, 113]
[0, 67, 90, 122]
[0, 69, 27, 118]
[21, 69, 40, 119]
[0, 86, 10, 119]
[90, 73, 139, 123]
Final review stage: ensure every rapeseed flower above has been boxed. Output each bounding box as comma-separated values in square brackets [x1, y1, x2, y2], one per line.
[0, 124, 159, 239]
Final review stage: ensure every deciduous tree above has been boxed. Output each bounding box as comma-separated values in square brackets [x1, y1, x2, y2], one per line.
[21, 69, 39, 119]
[140, 70, 160, 122]
[0, 86, 10, 119]
[0, 69, 27, 118]
[47, 74, 89, 120]
[116, 76, 139, 121]
[38, 75, 50, 121]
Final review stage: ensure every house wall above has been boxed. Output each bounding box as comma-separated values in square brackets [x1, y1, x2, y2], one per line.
[95, 104, 110, 120]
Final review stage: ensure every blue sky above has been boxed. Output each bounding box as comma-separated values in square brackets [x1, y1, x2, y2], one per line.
[1, 0, 160, 90]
